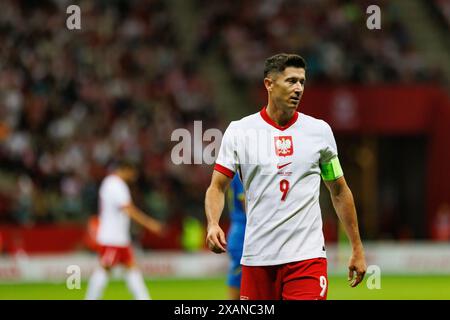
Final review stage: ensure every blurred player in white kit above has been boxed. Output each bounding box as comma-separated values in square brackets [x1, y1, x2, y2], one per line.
[85, 160, 164, 300]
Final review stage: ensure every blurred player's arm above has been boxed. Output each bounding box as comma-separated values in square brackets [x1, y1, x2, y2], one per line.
[205, 171, 232, 253]
[237, 192, 246, 213]
[122, 204, 164, 236]
[324, 176, 367, 287]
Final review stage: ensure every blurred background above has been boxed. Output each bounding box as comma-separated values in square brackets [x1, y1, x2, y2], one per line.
[0, 0, 449, 299]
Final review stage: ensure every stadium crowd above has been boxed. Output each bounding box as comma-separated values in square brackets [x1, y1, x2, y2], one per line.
[196, 0, 443, 101]
[0, 0, 219, 225]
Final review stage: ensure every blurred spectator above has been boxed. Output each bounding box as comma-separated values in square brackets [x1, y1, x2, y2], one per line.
[433, 0, 450, 27]
[431, 203, 450, 241]
[12, 174, 34, 225]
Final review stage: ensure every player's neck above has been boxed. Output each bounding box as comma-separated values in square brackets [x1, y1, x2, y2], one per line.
[113, 171, 126, 183]
[266, 103, 296, 127]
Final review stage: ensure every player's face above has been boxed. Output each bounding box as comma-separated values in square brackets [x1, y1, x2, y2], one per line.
[269, 67, 306, 111]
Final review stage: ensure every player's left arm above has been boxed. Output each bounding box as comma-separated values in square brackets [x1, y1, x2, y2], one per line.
[324, 176, 367, 287]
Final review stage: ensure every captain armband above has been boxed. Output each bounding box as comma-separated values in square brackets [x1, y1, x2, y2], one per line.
[320, 156, 344, 181]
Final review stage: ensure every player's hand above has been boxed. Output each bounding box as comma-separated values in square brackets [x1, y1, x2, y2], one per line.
[206, 224, 227, 254]
[146, 220, 165, 237]
[348, 249, 367, 287]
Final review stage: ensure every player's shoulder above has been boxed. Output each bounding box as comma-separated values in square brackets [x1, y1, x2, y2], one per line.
[299, 113, 332, 131]
[299, 112, 327, 126]
[230, 112, 260, 127]
[103, 174, 119, 183]
[224, 111, 262, 134]
[102, 174, 126, 189]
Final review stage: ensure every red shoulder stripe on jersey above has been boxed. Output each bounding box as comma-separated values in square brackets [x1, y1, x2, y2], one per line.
[260, 106, 299, 131]
[214, 164, 235, 178]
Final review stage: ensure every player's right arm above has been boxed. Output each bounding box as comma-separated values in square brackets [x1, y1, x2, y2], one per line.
[205, 170, 232, 253]
[122, 204, 164, 236]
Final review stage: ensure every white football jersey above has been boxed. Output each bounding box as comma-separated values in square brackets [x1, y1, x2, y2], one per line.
[215, 107, 342, 266]
[96, 175, 132, 247]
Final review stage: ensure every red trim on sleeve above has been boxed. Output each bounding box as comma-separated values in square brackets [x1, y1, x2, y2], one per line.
[260, 106, 299, 131]
[214, 164, 235, 178]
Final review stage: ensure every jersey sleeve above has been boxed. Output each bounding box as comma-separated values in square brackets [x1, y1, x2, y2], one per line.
[319, 121, 343, 180]
[214, 122, 237, 178]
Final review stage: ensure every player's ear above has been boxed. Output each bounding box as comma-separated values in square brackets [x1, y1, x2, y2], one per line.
[264, 77, 273, 92]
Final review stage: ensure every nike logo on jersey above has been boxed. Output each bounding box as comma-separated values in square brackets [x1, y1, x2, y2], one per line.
[277, 162, 292, 169]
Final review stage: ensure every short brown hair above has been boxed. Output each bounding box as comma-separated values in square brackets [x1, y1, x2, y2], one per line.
[264, 53, 307, 78]
[112, 159, 137, 171]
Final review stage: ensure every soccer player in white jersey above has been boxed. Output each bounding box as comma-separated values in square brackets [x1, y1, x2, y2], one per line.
[85, 160, 164, 300]
[205, 53, 366, 300]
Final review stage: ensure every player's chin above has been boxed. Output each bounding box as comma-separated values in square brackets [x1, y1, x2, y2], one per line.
[287, 100, 300, 108]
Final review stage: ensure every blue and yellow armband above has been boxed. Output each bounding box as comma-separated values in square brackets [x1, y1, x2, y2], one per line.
[320, 157, 344, 181]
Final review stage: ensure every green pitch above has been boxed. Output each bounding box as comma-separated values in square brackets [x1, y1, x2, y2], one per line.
[1, 275, 450, 300]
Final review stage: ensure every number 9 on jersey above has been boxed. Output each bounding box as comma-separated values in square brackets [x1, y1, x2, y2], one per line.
[279, 179, 290, 201]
